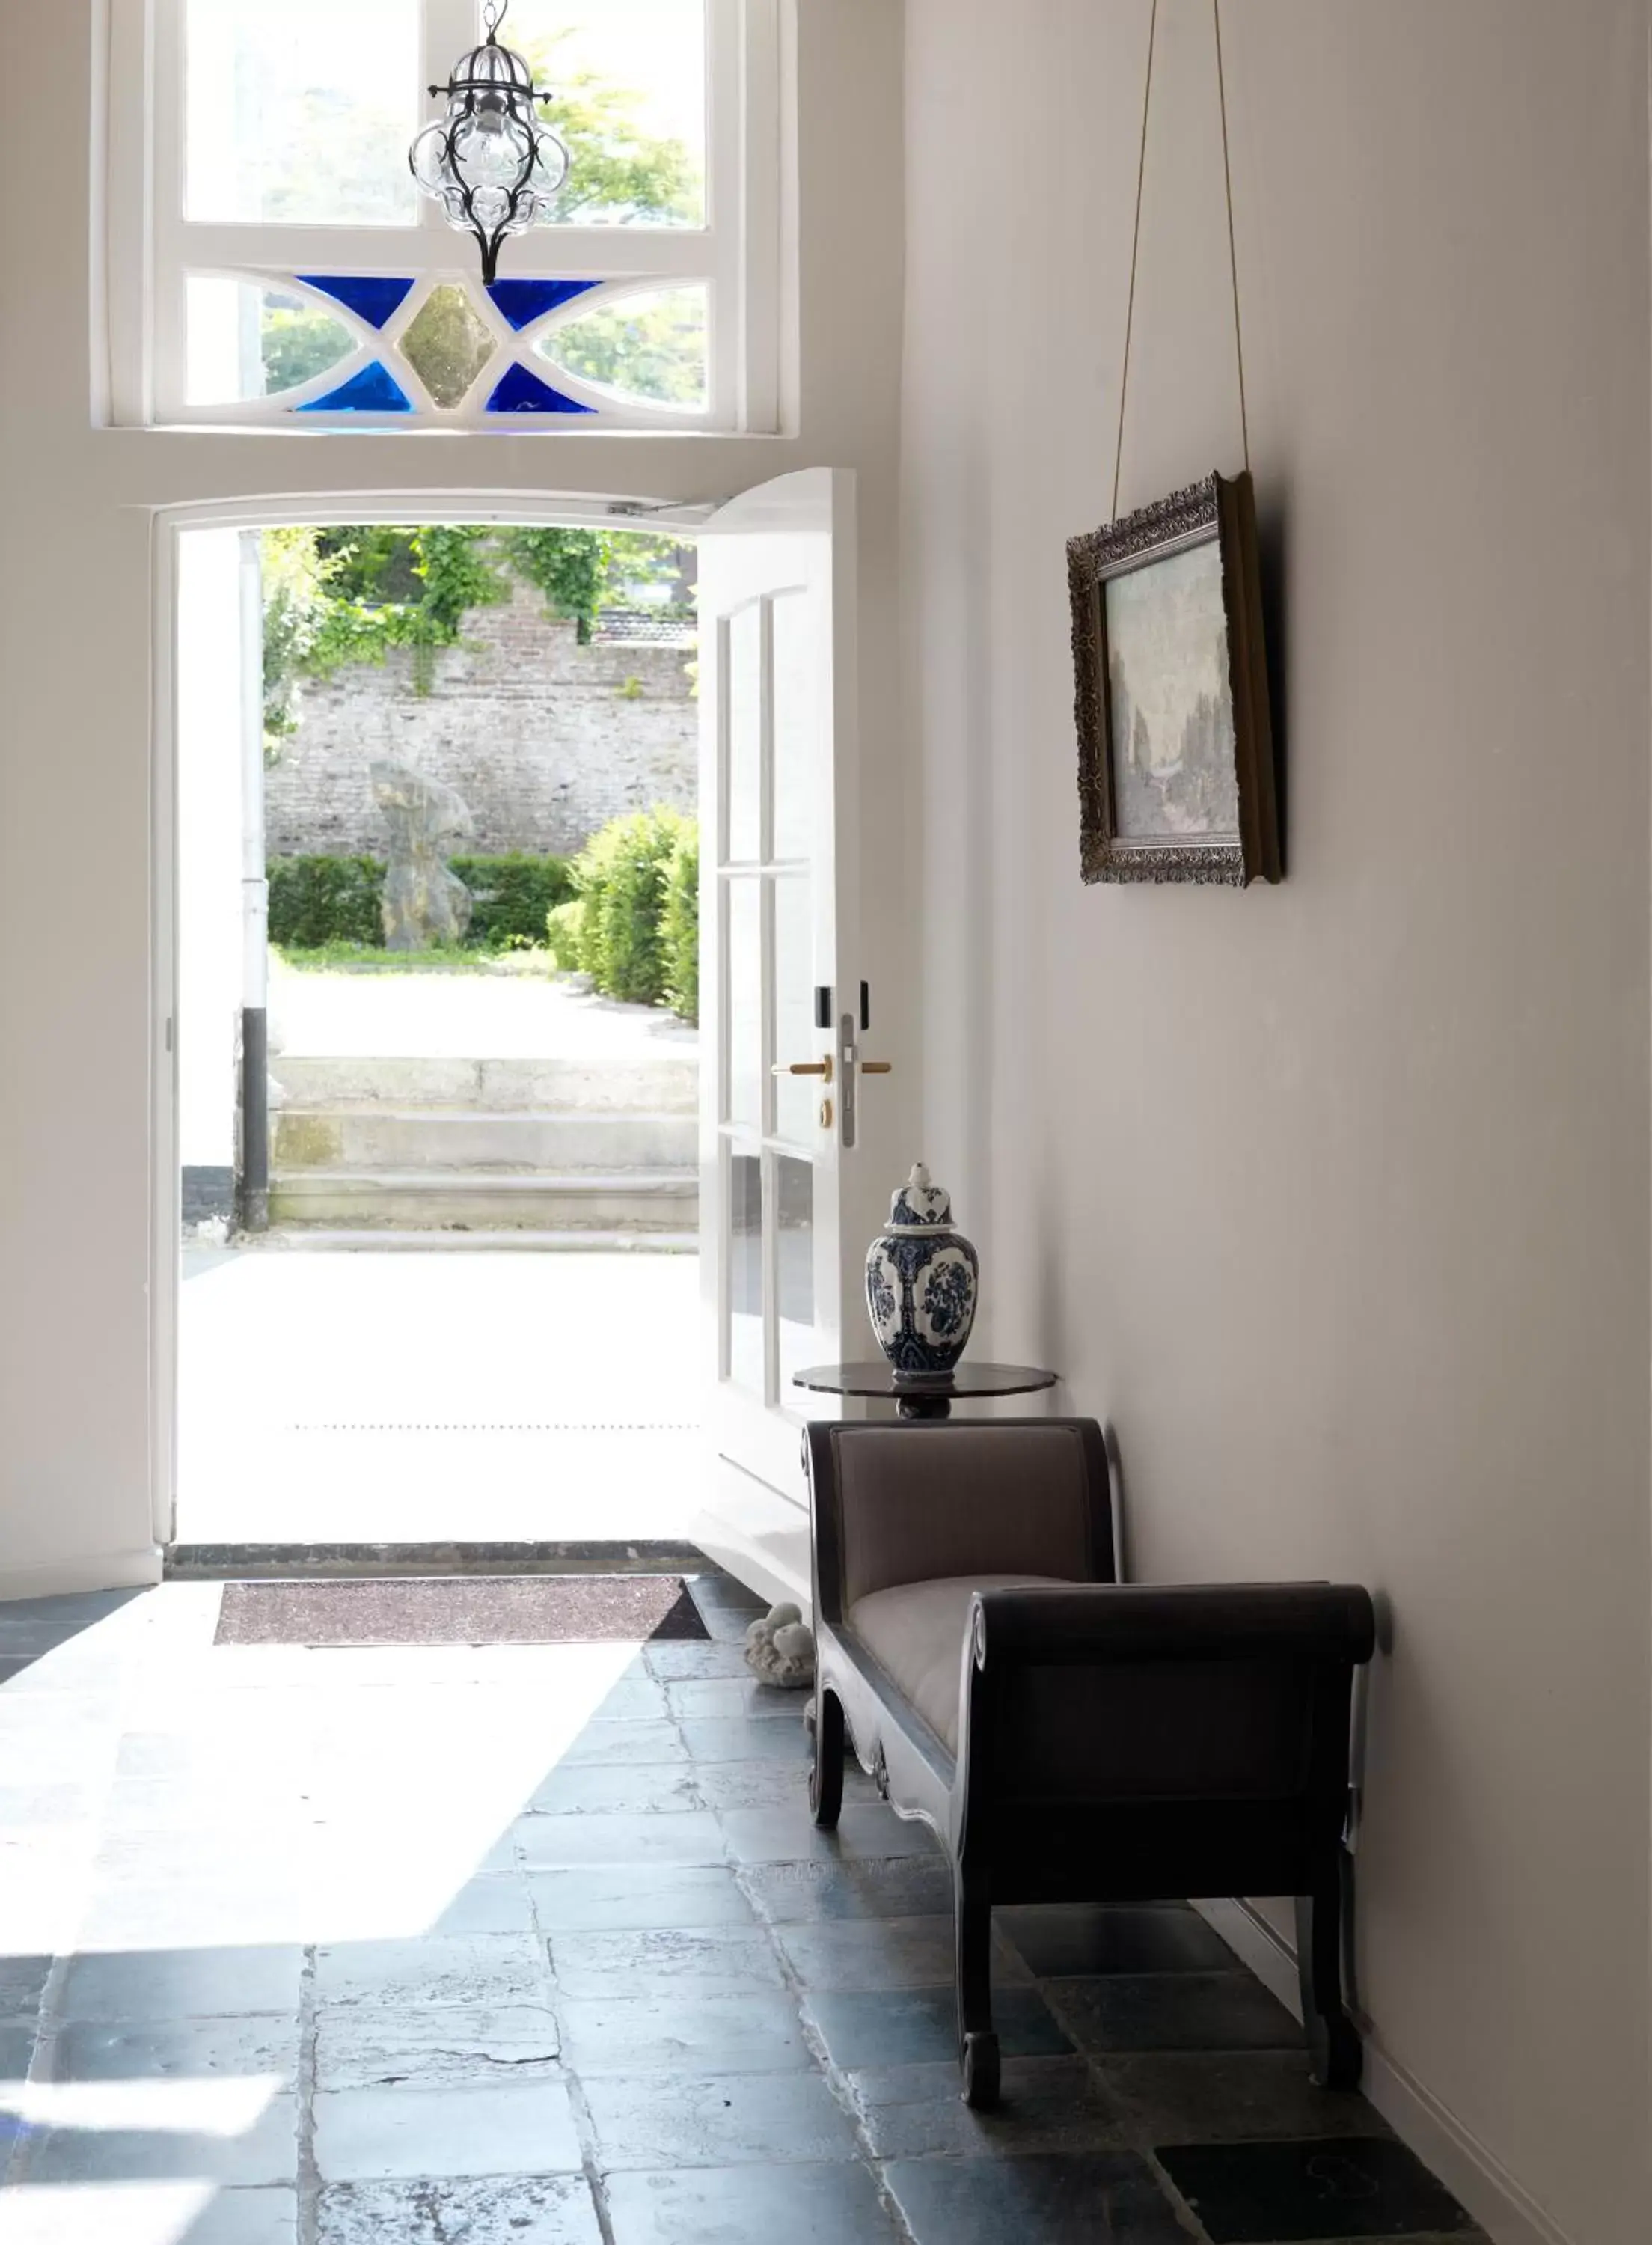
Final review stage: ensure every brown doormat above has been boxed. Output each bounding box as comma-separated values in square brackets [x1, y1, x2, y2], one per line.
[215, 1575, 710, 1647]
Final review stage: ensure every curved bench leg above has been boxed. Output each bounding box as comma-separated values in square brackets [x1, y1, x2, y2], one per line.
[1295, 1855, 1362, 2089]
[955, 1863, 999, 2109]
[809, 1684, 844, 1829]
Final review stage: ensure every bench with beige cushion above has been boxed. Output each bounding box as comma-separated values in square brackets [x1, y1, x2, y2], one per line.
[804, 1417, 1377, 2108]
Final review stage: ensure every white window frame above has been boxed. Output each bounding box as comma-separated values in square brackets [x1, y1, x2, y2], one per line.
[106, 0, 782, 432]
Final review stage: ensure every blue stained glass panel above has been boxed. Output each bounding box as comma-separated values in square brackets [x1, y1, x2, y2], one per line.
[487, 278, 600, 332]
[296, 275, 416, 329]
[297, 361, 414, 414]
[486, 363, 595, 415]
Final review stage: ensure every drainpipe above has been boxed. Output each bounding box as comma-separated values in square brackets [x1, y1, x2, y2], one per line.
[239, 529, 269, 1232]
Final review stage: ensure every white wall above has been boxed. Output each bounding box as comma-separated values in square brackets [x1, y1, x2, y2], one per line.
[902, 4, 1651, 2242]
[0, 0, 908, 1589]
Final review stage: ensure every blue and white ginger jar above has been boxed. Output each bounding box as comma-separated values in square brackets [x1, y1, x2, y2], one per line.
[865, 1163, 979, 1378]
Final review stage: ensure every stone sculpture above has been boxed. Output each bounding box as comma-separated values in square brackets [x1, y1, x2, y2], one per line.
[744, 1602, 816, 1688]
[370, 761, 474, 950]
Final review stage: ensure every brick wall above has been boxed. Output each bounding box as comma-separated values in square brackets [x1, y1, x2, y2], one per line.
[265, 586, 697, 858]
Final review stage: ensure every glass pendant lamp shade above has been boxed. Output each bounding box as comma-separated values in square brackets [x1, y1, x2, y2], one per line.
[409, 1, 569, 284]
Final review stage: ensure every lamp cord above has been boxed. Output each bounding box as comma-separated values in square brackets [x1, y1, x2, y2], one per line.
[1110, 0, 1251, 524]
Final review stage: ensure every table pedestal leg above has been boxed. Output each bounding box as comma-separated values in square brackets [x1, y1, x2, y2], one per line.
[895, 1394, 952, 1420]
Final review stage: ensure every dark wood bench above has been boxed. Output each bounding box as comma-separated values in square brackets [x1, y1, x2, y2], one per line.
[804, 1417, 1377, 2107]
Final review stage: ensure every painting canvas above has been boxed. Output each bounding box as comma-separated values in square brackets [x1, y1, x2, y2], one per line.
[1069, 470, 1279, 887]
[1105, 540, 1238, 843]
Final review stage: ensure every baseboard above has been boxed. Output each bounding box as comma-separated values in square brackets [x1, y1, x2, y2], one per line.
[1193, 1899, 1573, 2245]
[691, 1457, 810, 1617]
[0, 1546, 165, 1601]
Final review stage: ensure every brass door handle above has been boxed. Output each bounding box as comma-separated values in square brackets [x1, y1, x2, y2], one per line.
[774, 1057, 833, 1083]
[860, 1061, 893, 1075]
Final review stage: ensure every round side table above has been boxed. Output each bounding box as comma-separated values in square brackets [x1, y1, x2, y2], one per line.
[792, 1362, 1058, 1422]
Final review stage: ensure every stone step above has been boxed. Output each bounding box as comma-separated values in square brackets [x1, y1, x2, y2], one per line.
[269, 1167, 698, 1233]
[272, 1107, 697, 1173]
[271, 1054, 698, 1116]
[254, 1227, 698, 1254]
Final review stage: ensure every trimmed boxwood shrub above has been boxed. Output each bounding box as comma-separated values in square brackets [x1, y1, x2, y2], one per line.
[268, 851, 572, 950]
[449, 852, 574, 945]
[548, 809, 699, 1021]
[267, 855, 384, 947]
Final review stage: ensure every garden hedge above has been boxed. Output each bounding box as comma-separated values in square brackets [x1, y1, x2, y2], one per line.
[266, 851, 572, 950]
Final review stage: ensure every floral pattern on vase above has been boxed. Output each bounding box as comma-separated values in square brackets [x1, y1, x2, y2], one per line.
[866, 1163, 979, 1378]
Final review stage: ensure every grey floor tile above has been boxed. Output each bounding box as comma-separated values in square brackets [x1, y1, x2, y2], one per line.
[1100, 2050, 1388, 2144]
[0, 2019, 37, 2079]
[313, 2079, 582, 2182]
[777, 1915, 1029, 1994]
[1047, 1970, 1303, 2055]
[515, 1810, 727, 1870]
[426, 1876, 538, 1935]
[560, 1989, 812, 2075]
[804, 1985, 1071, 2069]
[716, 1804, 937, 1866]
[559, 1721, 689, 1768]
[527, 1765, 703, 1817]
[694, 1763, 836, 1813]
[315, 2003, 561, 2089]
[666, 1679, 806, 1721]
[739, 1855, 954, 1923]
[0, 1958, 52, 2014]
[0, 2185, 298, 2244]
[605, 2160, 902, 2243]
[1155, 2136, 1478, 2242]
[575, 1678, 672, 1723]
[0, 1593, 141, 1626]
[848, 2055, 1128, 2159]
[643, 1642, 753, 1681]
[21, 2092, 299, 2187]
[679, 1717, 813, 1764]
[584, 2068, 860, 2170]
[883, 2149, 1190, 2244]
[527, 1865, 756, 1933]
[318, 2176, 604, 2244]
[313, 1934, 545, 2012]
[689, 1604, 762, 1645]
[998, 1902, 1237, 1978]
[685, 1574, 767, 1615]
[548, 1927, 783, 1997]
[52, 2015, 300, 2086]
[59, 1946, 302, 2023]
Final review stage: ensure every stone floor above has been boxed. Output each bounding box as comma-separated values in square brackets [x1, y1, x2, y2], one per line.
[0, 1580, 1483, 2245]
[176, 1251, 701, 1547]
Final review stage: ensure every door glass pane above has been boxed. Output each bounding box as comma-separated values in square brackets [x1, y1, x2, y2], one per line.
[185, 281, 357, 404]
[728, 1151, 765, 1395]
[771, 590, 813, 863]
[504, 0, 707, 227]
[772, 876, 816, 1146]
[726, 604, 763, 864]
[726, 879, 763, 1131]
[186, 0, 419, 224]
[776, 1156, 815, 1393]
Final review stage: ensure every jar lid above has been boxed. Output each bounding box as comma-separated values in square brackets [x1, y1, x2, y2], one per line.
[888, 1163, 953, 1230]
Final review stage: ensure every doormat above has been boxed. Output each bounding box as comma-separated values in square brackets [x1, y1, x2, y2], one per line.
[214, 1575, 710, 1647]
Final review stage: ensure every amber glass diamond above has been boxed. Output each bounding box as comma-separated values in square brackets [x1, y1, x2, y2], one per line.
[400, 284, 496, 408]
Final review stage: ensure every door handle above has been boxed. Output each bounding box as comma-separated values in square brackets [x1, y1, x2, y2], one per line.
[859, 1061, 893, 1076]
[774, 1057, 833, 1083]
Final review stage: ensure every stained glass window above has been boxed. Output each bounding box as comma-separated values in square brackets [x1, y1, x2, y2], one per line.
[486, 364, 595, 415]
[401, 287, 498, 408]
[488, 278, 601, 332]
[296, 362, 415, 414]
[297, 276, 416, 330]
[537, 284, 708, 409]
[186, 280, 358, 404]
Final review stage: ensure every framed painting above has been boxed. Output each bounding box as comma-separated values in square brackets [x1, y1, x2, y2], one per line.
[1068, 470, 1279, 886]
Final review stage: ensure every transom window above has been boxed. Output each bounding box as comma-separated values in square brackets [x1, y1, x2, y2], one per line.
[114, 0, 780, 429]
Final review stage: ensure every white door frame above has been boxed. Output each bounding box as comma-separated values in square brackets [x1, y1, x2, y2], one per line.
[149, 487, 715, 1557]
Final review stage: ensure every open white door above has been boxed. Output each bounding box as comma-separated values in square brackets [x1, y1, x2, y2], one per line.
[692, 469, 871, 1610]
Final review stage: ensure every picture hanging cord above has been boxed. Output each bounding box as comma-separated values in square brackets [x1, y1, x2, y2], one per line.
[1110, 0, 1252, 525]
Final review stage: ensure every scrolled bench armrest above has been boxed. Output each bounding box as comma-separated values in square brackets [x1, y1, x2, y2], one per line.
[969, 1582, 1377, 1669]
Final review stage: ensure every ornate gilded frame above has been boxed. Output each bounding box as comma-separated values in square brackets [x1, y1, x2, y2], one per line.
[1069, 470, 1279, 886]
